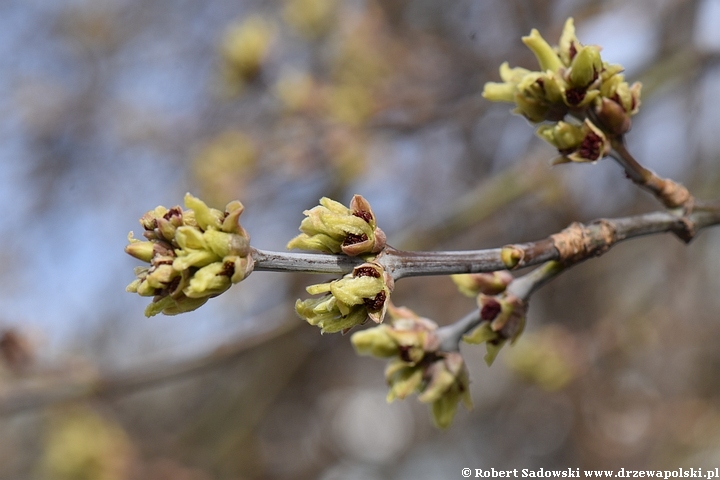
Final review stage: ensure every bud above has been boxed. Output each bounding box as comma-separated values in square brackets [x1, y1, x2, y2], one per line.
[594, 97, 631, 135]
[352, 306, 439, 359]
[351, 325, 399, 358]
[557, 17, 579, 66]
[183, 193, 223, 231]
[124, 233, 155, 263]
[287, 194, 386, 256]
[463, 294, 527, 366]
[145, 264, 178, 289]
[481, 81, 516, 103]
[184, 262, 232, 298]
[139, 206, 168, 231]
[419, 352, 472, 429]
[125, 194, 254, 316]
[599, 72, 642, 116]
[353, 306, 472, 428]
[538, 119, 608, 163]
[385, 359, 425, 402]
[203, 230, 250, 258]
[295, 262, 392, 333]
[500, 245, 524, 269]
[567, 45, 602, 89]
[451, 271, 514, 297]
[522, 28, 564, 73]
[513, 72, 568, 122]
[482, 62, 532, 103]
[145, 294, 209, 317]
[537, 121, 584, 150]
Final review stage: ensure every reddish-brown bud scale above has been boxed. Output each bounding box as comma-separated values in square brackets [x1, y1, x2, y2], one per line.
[578, 131, 603, 160]
[568, 42, 577, 61]
[364, 291, 386, 311]
[565, 87, 586, 106]
[167, 276, 181, 293]
[355, 266, 381, 278]
[220, 261, 235, 277]
[353, 210, 373, 223]
[163, 207, 182, 221]
[398, 346, 413, 363]
[343, 233, 369, 246]
[480, 299, 502, 320]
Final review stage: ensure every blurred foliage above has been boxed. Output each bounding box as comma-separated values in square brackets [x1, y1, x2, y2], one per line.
[191, 131, 258, 207]
[38, 407, 134, 480]
[504, 325, 584, 391]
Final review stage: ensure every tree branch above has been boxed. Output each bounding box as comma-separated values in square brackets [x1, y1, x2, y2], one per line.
[609, 137, 693, 211]
[251, 205, 720, 280]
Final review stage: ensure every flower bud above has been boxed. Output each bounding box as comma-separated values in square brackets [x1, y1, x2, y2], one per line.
[183, 193, 224, 231]
[351, 326, 399, 358]
[537, 121, 584, 151]
[500, 245, 524, 269]
[463, 294, 527, 366]
[567, 45, 602, 88]
[522, 28, 564, 73]
[481, 82, 516, 103]
[124, 234, 155, 263]
[557, 18, 579, 66]
[287, 194, 386, 256]
[352, 305, 473, 428]
[385, 360, 424, 402]
[512, 72, 568, 122]
[145, 294, 209, 317]
[203, 230, 250, 258]
[594, 97, 631, 135]
[451, 271, 514, 297]
[482, 63, 532, 103]
[538, 119, 608, 163]
[418, 353, 472, 428]
[139, 206, 168, 231]
[125, 194, 253, 316]
[184, 262, 232, 298]
[295, 262, 392, 333]
[145, 264, 178, 289]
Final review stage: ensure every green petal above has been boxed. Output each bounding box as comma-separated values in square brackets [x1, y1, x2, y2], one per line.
[462, 322, 498, 345]
[522, 29, 563, 72]
[351, 326, 398, 357]
[184, 193, 223, 231]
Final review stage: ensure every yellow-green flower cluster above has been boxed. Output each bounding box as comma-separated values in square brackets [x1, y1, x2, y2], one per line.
[463, 294, 527, 366]
[351, 306, 472, 428]
[295, 262, 392, 333]
[482, 18, 642, 163]
[125, 194, 253, 317]
[287, 194, 386, 256]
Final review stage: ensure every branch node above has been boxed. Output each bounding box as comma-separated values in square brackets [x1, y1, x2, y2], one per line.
[658, 179, 692, 210]
[500, 245, 525, 269]
[671, 214, 696, 244]
[550, 220, 616, 264]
